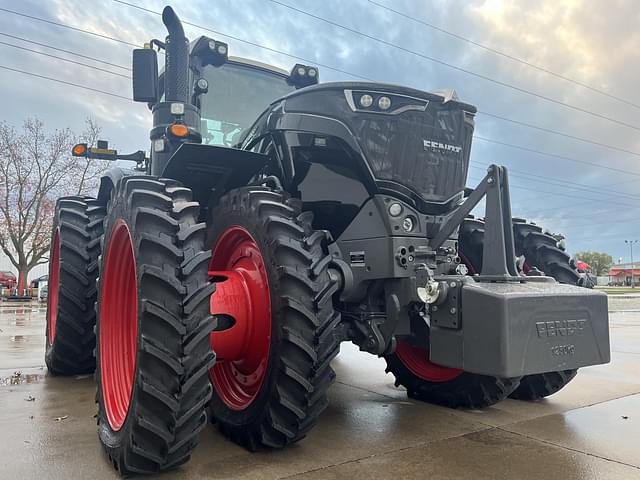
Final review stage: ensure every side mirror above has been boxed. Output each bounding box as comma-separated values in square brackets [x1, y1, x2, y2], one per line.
[132, 48, 159, 103]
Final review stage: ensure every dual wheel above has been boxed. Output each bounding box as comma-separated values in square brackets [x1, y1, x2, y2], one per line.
[47, 178, 215, 475]
[45, 180, 342, 474]
[46, 182, 578, 473]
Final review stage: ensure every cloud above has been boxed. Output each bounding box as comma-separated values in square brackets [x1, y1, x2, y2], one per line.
[0, 0, 637, 260]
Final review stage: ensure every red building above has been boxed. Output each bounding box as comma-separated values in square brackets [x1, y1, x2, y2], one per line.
[608, 264, 640, 286]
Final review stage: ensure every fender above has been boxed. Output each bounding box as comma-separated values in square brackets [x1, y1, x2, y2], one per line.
[160, 143, 271, 206]
[97, 164, 137, 205]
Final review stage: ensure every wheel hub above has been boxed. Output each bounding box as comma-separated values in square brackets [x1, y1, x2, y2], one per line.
[99, 219, 138, 431]
[209, 226, 272, 411]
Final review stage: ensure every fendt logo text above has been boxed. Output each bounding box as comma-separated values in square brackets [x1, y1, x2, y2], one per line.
[423, 140, 462, 153]
[535, 319, 587, 338]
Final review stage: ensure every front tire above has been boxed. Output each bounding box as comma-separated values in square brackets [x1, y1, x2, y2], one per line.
[45, 196, 104, 375]
[385, 341, 520, 409]
[207, 187, 341, 450]
[95, 176, 215, 475]
[509, 369, 578, 400]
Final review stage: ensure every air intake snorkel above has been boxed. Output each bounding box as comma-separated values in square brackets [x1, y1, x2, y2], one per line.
[162, 6, 189, 103]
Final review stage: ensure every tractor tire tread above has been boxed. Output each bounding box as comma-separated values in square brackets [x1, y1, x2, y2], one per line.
[45, 196, 104, 376]
[509, 369, 578, 400]
[209, 186, 342, 451]
[96, 177, 214, 475]
[385, 356, 521, 409]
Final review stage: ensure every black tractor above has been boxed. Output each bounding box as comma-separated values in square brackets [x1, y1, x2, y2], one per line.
[44, 7, 610, 476]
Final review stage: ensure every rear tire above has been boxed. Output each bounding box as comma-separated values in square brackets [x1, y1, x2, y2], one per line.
[45, 196, 104, 375]
[460, 217, 581, 401]
[207, 187, 342, 450]
[95, 176, 215, 475]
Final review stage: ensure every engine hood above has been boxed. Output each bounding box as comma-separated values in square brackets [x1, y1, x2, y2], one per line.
[272, 82, 476, 206]
[277, 81, 477, 113]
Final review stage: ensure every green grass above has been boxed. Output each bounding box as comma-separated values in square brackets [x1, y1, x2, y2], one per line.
[595, 287, 639, 295]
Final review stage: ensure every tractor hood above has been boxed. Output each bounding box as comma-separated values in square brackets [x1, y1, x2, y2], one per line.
[276, 82, 477, 205]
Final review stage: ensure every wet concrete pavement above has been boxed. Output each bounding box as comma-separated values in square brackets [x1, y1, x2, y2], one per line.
[1, 300, 639, 479]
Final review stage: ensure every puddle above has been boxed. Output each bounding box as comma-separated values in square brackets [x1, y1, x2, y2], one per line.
[0, 371, 46, 386]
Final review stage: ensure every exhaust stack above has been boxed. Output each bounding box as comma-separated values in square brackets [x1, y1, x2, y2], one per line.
[162, 6, 189, 103]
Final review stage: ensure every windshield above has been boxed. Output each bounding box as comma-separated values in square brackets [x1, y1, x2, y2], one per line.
[199, 63, 295, 147]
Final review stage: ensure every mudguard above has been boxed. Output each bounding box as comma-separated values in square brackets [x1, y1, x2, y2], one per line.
[161, 143, 270, 206]
[97, 164, 137, 204]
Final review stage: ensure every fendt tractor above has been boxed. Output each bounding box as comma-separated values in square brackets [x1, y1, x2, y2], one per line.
[44, 7, 610, 475]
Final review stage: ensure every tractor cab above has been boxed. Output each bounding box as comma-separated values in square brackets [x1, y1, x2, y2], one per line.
[130, 31, 319, 175]
[196, 56, 297, 147]
[157, 46, 315, 148]
[184, 37, 319, 142]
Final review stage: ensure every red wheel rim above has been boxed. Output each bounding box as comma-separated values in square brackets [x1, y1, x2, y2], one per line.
[395, 341, 463, 382]
[99, 219, 138, 431]
[208, 226, 272, 411]
[47, 228, 61, 344]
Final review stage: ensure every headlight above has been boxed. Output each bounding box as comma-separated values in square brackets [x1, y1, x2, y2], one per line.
[195, 78, 209, 94]
[170, 103, 185, 115]
[289, 63, 320, 87]
[153, 138, 165, 152]
[360, 94, 373, 108]
[378, 96, 391, 110]
[389, 203, 403, 217]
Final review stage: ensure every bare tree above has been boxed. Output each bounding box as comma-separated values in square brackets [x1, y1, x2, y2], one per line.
[74, 117, 107, 195]
[0, 117, 108, 293]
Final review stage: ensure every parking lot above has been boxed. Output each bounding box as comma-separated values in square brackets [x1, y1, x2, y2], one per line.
[1, 298, 639, 479]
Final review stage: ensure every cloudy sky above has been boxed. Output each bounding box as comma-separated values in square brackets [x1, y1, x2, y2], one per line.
[1, 0, 639, 263]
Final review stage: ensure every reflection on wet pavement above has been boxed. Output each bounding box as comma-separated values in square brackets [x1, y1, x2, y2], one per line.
[0, 302, 639, 479]
[0, 303, 47, 370]
[0, 370, 46, 386]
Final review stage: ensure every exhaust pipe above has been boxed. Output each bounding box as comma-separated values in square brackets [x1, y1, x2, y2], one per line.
[148, 7, 201, 177]
[162, 6, 189, 103]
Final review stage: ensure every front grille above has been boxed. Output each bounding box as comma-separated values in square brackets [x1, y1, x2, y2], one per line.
[351, 107, 471, 202]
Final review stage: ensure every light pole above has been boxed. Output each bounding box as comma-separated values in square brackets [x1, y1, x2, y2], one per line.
[625, 240, 639, 288]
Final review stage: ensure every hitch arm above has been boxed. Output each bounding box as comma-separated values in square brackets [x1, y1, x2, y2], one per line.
[430, 164, 518, 277]
[430, 172, 491, 251]
[481, 165, 518, 276]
